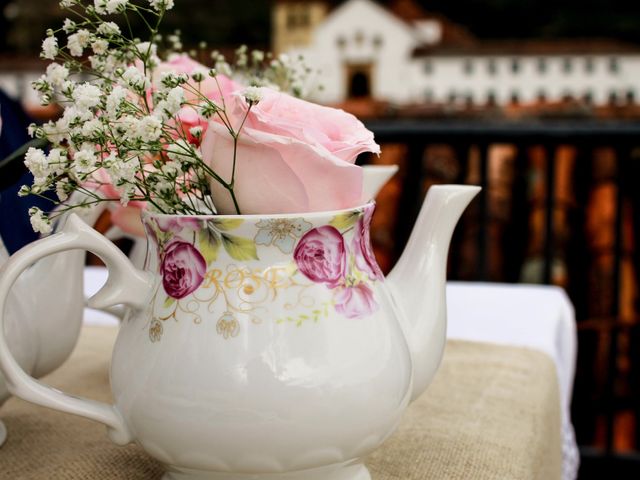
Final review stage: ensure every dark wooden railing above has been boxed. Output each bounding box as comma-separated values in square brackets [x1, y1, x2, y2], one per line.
[365, 118, 640, 479]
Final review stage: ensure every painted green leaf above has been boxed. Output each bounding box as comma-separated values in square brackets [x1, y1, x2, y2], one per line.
[329, 211, 363, 230]
[210, 218, 244, 231]
[221, 234, 258, 261]
[198, 229, 221, 264]
[163, 296, 176, 308]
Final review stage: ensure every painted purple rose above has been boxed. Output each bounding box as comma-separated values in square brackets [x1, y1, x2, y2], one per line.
[294, 226, 346, 288]
[161, 240, 207, 299]
[352, 207, 383, 281]
[334, 284, 378, 319]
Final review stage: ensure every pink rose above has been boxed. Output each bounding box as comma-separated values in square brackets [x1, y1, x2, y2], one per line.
[352, 206, 383, 281]
[334, 284, 378, 319]
[294, 226, 346, 288]
[160, 240, 207, 299]
[201, 88, 379, 214]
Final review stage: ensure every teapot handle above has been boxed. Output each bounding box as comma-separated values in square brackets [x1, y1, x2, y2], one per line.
[0, 213, 153, 445]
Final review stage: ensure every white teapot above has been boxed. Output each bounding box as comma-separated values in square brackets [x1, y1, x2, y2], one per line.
[0, 185, 479, 480]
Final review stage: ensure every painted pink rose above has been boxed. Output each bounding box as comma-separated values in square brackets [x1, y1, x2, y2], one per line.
[161, 240, 207, 299]
[155, 217, 201, 234]
[352, 207, 383, 281]
[334, 284, 378, 319]
[294, 226, 346, 288]
[201, 87, 379, 214]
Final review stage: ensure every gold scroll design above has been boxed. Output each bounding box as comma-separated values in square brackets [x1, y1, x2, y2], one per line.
[150, 262, 317, 341]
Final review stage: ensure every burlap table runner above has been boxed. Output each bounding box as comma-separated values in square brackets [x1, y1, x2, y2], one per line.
[0, 326, 562, 479]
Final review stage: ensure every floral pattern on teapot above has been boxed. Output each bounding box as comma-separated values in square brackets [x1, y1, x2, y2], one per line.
[144, 205, 382, 343]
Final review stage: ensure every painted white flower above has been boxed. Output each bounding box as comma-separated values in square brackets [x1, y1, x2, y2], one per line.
[254, 218, 313, 254]
[41, 36, 58, 60]
[45, 63, 69, 89]
[91, 39, 109, 55]
[149, 0, 174, 11]
[72, 83, 102, 111]
[29, 207, 52, 235]
[136, 115, 163, 142]
[67, 29, 90, 57]
[97, 21, 120, 36]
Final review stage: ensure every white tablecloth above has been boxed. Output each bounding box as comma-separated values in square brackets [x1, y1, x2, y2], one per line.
[83, 268, 579, 479]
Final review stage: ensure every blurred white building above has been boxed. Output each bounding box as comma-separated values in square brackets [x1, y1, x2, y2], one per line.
[274, 0, 640, 107]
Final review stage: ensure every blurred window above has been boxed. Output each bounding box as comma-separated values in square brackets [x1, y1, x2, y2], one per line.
[448, 91, 457, 104]
[510, 91, 520, 104]
[537, 58, 547, 73]
[424, 60, 433, 75]
[609, 91, 618, 105]
[465, 93, 474, 107]
[626, 90, 635, 104]
[609, 57, 620, 74]
[584, 57, 594, 74]
[487, 58, 497, 75]
[510, 59, 520, 74]
[487, 90, 496, 105]
[463, 59, 474, 75]
[425, 89, 433, 103]
[562, 58, 573, 73]
[537, 90, 547, 103]
[583, 91, 593, 105]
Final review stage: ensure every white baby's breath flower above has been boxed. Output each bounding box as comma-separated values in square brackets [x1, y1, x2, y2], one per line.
[81, 118, 103, 138]
[136, 115, 163, 142]
[242, 86, 263, 105]
[121, 65, 148, 90]
[29, 207, 52, 235]
[149, 0, 174, 11]
[60, 0, 79, 6]
[91, 39, 109, 55]
[94, 0, 108, 14]
[55, 180, 70, 201]
[41, 36, 58, 60]
[73, 147, 98, 176]
[62, 18, 76, 33]
[160, 160, 181, 177]
[97, 21, 121, 36]
[166, 139, 197, 163]
[189, 125, 203, 138]
[106, 85, 127, 119]
[73, 83, 102, 110]
[24, 147, 52, 185]
[106, 0, 128, 13]
[67, 29, 90, 57]
[45, 63, 69, 89]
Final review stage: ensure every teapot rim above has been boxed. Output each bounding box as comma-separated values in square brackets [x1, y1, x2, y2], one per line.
[141, 201, 376, 221]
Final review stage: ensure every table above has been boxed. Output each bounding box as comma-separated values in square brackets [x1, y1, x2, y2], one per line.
[0, 327, 562, 480]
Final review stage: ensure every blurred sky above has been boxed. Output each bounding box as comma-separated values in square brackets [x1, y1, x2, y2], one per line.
[2, 0, 640, 55]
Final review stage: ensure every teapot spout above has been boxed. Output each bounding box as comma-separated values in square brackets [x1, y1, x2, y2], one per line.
[387, 185, 480, 401]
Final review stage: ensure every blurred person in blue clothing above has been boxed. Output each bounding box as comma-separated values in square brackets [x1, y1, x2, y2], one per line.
[0, 89, 55, 254]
